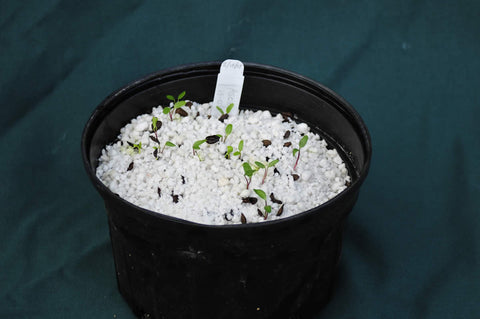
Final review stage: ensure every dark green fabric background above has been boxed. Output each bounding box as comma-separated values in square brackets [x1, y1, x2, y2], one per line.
[1, 1, 479, 318]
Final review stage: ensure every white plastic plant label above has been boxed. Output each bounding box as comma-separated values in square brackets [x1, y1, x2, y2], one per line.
[212, 59, 244, 117]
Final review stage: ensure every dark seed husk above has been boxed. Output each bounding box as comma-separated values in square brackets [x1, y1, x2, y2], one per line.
[262, 140, 272, 147]
[218, 113, 229, 122]
[157, 187, 161, 198]
[241, 213, 247, 224]
[151, 120, 162, 132]
[153, 148, 158, 158]
[292, 174, 300, 181]
[206, 135, 220, 144]
[281, 112, 293, 122]
[242, 197, 258, 204]
[127, 141, 134, 147]
[270, 193, 283, 204]
[150, 135, 160, 143]
[127, 162, 134, 171]
[345, 181, 351, 187]
[283, 142, 292, 147]
[274, 168, 280, 175]
[171, 193, 179, 203]
[276, 204, 284, 216]
[175, 108, 188, 117]
[185, 101, 193, 108]
[257, 209, 264, 218]
[181, 175, 185, 184]
[283, 130, 291, 139]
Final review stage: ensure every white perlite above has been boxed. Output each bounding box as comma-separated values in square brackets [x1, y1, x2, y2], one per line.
[96, 101, 351, 225]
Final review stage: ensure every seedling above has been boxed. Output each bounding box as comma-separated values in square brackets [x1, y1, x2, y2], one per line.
[293, 135, 308, 170]
[225, 146, 234, 159]
[151, 117, 161, 141]
[163, 91, 187, 121]
[233, 140, 244, 158]
[153, 141, 175, 159]
[127, 141, 142, 153]
[223, 124, 232, 142]
[216, 103, 234, 115]
[192, 139, 206, 160]
[255, 159, 279, 184]
[253, 189, 272, 220]
[242, 162, 257, 189]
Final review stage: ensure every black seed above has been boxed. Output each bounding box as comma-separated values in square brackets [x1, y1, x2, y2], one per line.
[185, 101, 193, 108]
[262, 140, 272, 147]
[270, 193, 282, 204]
[150, 135, 160, 143]
[127, 162, 134, 171]
[157, 187, 161, 198]
[242, 197, 258, 205]
[241, 213, 247, 224]
[257, 209, 264, 217]
[127, 141, 134, 147]
[206, 135, 220, 144]
[171, 193, 179, 203]
[283, 142, 292, 147]
[181, 175, 185, 184]
[292, 174, 300, 181]
[276, 204, 284, 216]
[284, 130, 291, 139]
[345, 181, 351, 187]
[281, 112, 293, 122]
[274, 168, 280, 175]
[207, 115, 212, 119]
[153, 148, 158, 158]
[175, 108, 188, 117]
[196, 111, 200, 117]
[266, 156, 270, 162]
[218, 113, 229, 122]
[114, 193, 120, 196]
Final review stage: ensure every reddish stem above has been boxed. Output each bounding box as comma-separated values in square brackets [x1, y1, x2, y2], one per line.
[261, 167, 268, 184]
[293, 150, 300, 171]
[244, 176, 251, 189]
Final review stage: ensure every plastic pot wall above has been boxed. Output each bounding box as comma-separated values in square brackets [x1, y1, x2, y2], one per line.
[82, 62, 371, 319]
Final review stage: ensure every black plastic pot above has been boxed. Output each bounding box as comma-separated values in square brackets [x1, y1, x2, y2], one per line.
[82, 62, 371, 319]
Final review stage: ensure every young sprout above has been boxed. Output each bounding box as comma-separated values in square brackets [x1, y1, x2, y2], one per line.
[161, 141, 176, 153]
[192, 139, 206, 160]
[127, 142, 142, 153]
[223, 124, 233, 142]
[242, 162, 256, 189]
[253, 189, 272, 220]
[225, 146, 234, 159]
[293, 135, 308, 170]
[216, 103, 234, 122]
[163, 91, 187, 121]
[233, 140, 244, 158]
[150, 116, 162, 144]
[255, 159, 279, 184]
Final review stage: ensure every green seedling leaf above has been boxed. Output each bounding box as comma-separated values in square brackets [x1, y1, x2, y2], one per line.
[225, 124, 233, 135]
[268, 159, 279, 168]
[265, 205, 272, 213]
[216, 106, 224, 115]
[299, 135, 309, 148]
[293, 148, 299, 157]
[227, 146, 233, 153]
[255, 161, 265, 169]
[238, 140, 244, 151]
[163, 107, 171, 114]
[152, 117, 158, 129]
[233, 151, 240, 156]
[174, 100, 186, 109]
[242, 162, 255, 177]
[165, 141, 176, 147]
[226, 103, 234, 114]
[177, 91, 186, 100]
[166, 95, 175, 101]
[254, 189, 267, 201]
[193, 139, 206, 150]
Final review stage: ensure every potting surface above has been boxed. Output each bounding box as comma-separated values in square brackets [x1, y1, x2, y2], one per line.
[1, 1, 479, 319]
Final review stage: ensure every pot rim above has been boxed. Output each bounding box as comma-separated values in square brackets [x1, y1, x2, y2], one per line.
[81, 61, 372, 230]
